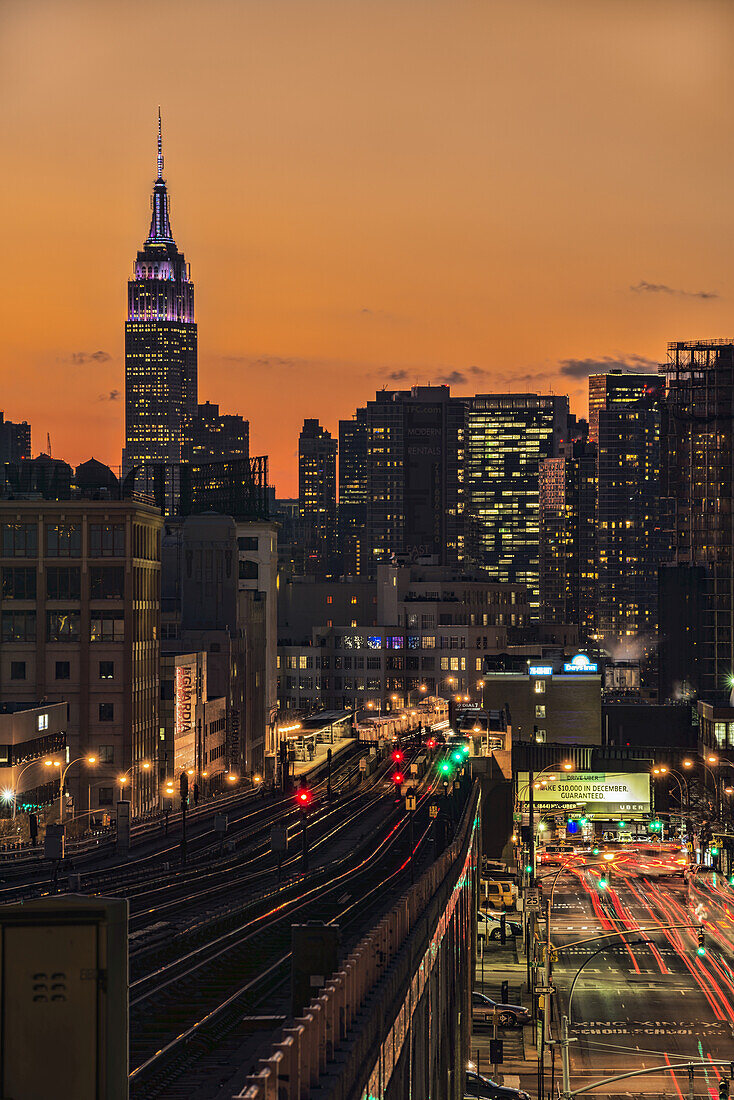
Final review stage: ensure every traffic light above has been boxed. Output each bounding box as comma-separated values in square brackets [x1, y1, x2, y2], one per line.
[392, 771, 405, 786]
[426, 738, 436, 749]
[193, 783, 200, 806]
[451, 750, 463, 764]
[697, 928, 706, 956]
[592, 847, 600, 856]
[711, 846, 720, 857]
[579, 816, 588, 827]
[296, 787, 312, 808]
[392, 749, 404, 764]
[618, 820, 626, 828]
[439, 760, 453, 776]
[719, 1079, 729, 1100]
[179, 771, 189, 800]
[598, 868, 610, 890]
[649, 819, 662, 833]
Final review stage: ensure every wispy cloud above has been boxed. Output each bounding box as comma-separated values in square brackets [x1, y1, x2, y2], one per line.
[385, 369, 411, 381]
[97, 389, 120, 402]
[66, 350, 113, 365]
[558, 354, 659, 379]
[630, 280, 719, 301]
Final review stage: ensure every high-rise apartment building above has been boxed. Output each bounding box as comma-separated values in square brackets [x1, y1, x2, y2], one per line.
[539, 441, 597, 638]
[187, 402, 249, 464]
[588, 370, 660, 444]
[660, 341, 734, 700]
[464, 394, 568, 613]
[124, 115, 197, 475]
[0, 413, 31, 466]
[0, 499, 162, 816]
[366, 387, 464, 568]
[594, 373, 664, 639]
[298, 419, 337, 571]
[338, 408, 368, 575]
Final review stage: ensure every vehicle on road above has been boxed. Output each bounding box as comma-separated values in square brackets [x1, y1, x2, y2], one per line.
[471, 991, 530, 1028]
[476, 911, 522, 940]
[480, 880, 506, 909]
[465, 1069, 530, 1100]
[538, 843, 574, 865]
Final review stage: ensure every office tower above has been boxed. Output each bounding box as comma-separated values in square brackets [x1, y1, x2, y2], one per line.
[124, 113, 197, 474]
[539, 441, 597, 638]
[588, 370, 660, 445]
[660, 341, 734, 700]
[187, 402, 249, 463]
[338, 408, 368, 574]
[366, 387, 464, 568]
[0, 413, 30, 465]
[594, 374, 664, 639]
[298, 419, 337, 572]
[464, 394, 568, 613]
[0, 499, 162, 816]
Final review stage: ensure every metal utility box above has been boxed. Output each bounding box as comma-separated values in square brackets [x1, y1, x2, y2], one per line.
[0, 894, 128, 1099]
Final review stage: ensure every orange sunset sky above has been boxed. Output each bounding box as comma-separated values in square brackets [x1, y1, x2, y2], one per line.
[1, 0, 733, 495]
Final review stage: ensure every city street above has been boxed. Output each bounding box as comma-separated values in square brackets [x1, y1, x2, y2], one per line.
[546, 854, 734, 1097]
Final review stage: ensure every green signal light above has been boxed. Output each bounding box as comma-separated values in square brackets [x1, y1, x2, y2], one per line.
[524, 864, 533, 874]
[697, 945, 706, 956]
[618, 820, 626, 828]
[451, 750, 463, 763]
[440, 761, 452, 775]
[579, 817, 588, 827]
[592, 847, 600, 856]
[711, 847, 720, 856]
[598, 877, 608, 890]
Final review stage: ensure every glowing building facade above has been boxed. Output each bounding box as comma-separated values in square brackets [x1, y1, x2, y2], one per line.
[124, 115, 197, 475]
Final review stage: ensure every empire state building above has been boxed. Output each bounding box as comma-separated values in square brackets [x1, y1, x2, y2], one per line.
[123, 113, 197, 474]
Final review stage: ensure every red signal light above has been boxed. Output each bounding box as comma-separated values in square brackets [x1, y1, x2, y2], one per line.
[296, 788, 312, 807]
[392, 771, 404, 786]
[392, 749, 404, 763]
[426, 738, 436, 749]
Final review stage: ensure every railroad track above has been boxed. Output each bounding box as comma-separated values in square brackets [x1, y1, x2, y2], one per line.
[128, 764, 446, 1098]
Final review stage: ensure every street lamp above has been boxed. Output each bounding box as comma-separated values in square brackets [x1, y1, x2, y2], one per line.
[45, 755, 97, 824]
[9, 758, 58, 822]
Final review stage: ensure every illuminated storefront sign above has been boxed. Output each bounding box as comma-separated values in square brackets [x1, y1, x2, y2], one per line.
[563, 653, 598, 673]
[528, 665, 553, 676]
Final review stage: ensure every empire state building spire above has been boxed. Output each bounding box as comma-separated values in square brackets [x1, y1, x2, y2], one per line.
[147, 108, 173, 244]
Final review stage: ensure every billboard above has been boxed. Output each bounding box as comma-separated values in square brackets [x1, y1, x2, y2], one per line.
[174, 661, 197, 775]
[517, 771, 650, 814]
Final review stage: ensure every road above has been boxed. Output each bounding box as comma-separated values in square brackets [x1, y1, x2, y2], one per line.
[545, 850, 734, 1098]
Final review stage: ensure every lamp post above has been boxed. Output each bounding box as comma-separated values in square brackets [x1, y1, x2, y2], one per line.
[45, 755, 97, 824]
[477, 679, 485, 710]
[117, 760, 151, 814]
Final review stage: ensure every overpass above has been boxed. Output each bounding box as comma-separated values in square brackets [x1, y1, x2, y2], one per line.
[238, 784, 481, 1100]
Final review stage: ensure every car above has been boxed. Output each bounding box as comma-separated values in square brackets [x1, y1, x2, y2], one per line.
[471, 991, 531, 1028]
[465, 1069, 531, 1100]
[481, 880, 506, 909]
[477, 911, 522, 940]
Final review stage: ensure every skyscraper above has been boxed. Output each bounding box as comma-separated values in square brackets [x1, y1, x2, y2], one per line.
[366, 386, 464, 568]
[124, 113, 197, 475]
[539, 441, 597, 638]
[187, 401, 249, 463]
[594, 373, 664, 640]
[298, 419, 337, 571]
[464, 394, 568, 613]
[338, 407, 368, 574]
[660, 341, 734, 700]
[588, 370, 661, 444]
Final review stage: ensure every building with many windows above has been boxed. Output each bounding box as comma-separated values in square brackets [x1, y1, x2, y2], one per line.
[0, 500, 162, 816]
[366, 386, 464, 568]
[277, 565, 530, 714]
[338, 407, 368, 575]
[539, 441, 597, 640]
[660, 341, 734, 701]
[588, 370, 661, 445]
[464, 394, 569, 613]
[186, 401, 249, 464]
[595, 374, 664, 640]
[298, 419, 337, 573]
[124, 115, 197, 475]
